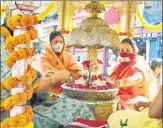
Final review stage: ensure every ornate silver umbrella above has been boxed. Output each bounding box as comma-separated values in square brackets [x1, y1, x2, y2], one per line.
[67, 1, 120, 62]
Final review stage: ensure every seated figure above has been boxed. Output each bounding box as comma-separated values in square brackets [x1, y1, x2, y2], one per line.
[108, 86, 162, 128]
[107, 38, 158, 109]
[150, 58, 162, 88]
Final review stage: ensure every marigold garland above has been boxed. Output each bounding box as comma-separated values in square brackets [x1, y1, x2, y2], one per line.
[5, 27, 38, 52]
[60, 30, 70, 34]
[4, 85, 33, 110]
[136, 6, 162, 32]
[4, 66, 36, 90]
[5, 47, 35, 68]
[2, 5, 40, 128]
[1, 105, 34, 128]
[119, 32, 134, 38]
[7, 15, 38, 30]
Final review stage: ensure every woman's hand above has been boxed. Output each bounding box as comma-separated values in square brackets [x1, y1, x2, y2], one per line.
[70, 71, 81, 80]
[106, 78, 115, 86]
[52, 70, 70, 83]
[133, 101, 151, 111]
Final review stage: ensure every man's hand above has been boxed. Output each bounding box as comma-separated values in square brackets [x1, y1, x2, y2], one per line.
[134, 101, 151, 111]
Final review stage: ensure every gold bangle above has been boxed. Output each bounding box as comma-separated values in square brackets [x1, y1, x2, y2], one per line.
[114, 80, 120, 87]
[120, 79, 127, 87]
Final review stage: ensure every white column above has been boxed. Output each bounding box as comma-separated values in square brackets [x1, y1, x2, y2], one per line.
[146, 38, 150, 62]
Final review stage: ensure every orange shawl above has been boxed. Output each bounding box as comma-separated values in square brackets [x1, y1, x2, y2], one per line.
[39, 41, 81, 77]
[31, 41, 81, 95]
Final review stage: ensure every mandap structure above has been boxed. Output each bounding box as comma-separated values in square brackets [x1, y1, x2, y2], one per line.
[62, 1, 120, 120]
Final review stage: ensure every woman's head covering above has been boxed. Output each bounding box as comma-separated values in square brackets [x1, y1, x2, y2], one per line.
[49, 31, 64, 43]
[44, 31, 65, 55]
[121, 38, 139, 54]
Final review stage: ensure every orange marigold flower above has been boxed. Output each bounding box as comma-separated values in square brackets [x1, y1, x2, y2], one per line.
[24, 32, 31, 43]
[24, 112, 33, 121]
[17, 34, 25, 44]
[28, 28, 38, 40]
[6, 56, 16, 68]
[19, 75, 27, 84]
[25, 72, 33, 83]
[31, 70, 36, 77]
[20, 15, 28, 26]
[26, 86, 33, 99]
[12, 94, 20, 105]
[5, 36, 19, 52]
[27, 15, 35, 26]
[26, 47, 35, 57]
[4, 77, 19, 90]
[9, 116, 19, 127]
[18, 114, 29, 127]
[32, 14, 38, 24]
[7, 15, 21, 30]
[4, 97, 13, 110]
[5, 41, 14, 52]
[12, 36, 19, 46]
[1, 118, 10, 128]
[11, 51, 20, 60]
[17, 33, 30, 44]
[19, 92, 27, 102]
[17, 48, 27, 59]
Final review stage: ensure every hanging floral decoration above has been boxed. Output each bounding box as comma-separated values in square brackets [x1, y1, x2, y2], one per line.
[6, 15, 38, 30]
[5, 48, 35, 68]
[119, 32, 134, 38]
[136, 6, 162, 32]
[1, 14, 38, 128]
[5, 26, 37, 52]
[1, 106, 34, 127]
[36, 1, 55, 21]
[4, 65, 36, 90]
[59, 30, 70, 34]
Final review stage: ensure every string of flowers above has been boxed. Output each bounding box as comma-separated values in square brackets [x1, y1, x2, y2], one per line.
[5, 26, 37, 52]
[119, 32, 134, 38]
[6, 48, 35, 68]
[6, 15, 38, 30]
[2, 106, 34, 127]
[59, 30, 70, 34]
[1, 14, 38, 128]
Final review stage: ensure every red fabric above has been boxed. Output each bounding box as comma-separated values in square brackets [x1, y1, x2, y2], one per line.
[51, 82, 63, 95]
[109, 53, 142, 109]
[120, 52, 136, 60]
[74, 118, 108, 127]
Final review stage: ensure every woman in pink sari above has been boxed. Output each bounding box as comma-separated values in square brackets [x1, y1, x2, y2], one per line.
[107, 38, 158, 109]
